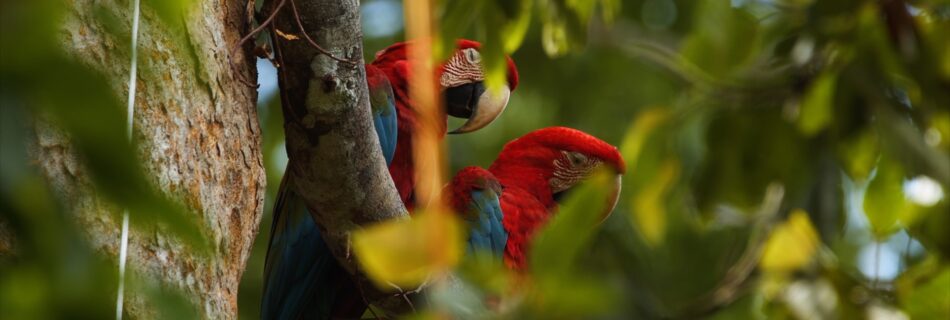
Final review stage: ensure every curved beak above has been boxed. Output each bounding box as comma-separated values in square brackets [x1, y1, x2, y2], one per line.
[445, 82, 511, 134]
[601, 174, 623, 223]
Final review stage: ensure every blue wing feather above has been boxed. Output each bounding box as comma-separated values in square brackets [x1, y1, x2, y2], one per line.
[261, 176, 354, 319]
[369, 72, 397, 165]
[466, 189, 508, 258]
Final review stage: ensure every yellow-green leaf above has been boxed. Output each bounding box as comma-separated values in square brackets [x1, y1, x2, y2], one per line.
[863, 157, 915, 238]
[352, 211, 464, 288]
[619, 108, 669, 172]
[798, 71, 837, 136]
[500, 0, 532, 53]
[760, 209, 820, 273]
[630, 159, 678, 246]
[837, 128, 880, 181]
[541, 18, 570, 57]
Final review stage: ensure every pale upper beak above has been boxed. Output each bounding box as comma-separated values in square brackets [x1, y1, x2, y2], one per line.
[447, 84, 511, 134]
[602, 174, 623, 223]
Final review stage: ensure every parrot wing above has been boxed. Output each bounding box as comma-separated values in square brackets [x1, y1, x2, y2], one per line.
[367, 64, 397, 165]
[448, 167, 508, 257]
[260, 175, 364, 320]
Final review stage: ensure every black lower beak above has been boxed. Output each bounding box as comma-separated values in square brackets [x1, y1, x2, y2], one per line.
[444, 82, 485, 119]
[552, 188, 572, 204]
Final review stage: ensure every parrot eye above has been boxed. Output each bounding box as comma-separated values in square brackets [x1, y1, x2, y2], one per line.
[567, 152, 588, 167]
[463, 48, 481, 64]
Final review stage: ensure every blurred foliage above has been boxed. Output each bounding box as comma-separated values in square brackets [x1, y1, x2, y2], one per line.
[348, 0, 950, 318]
[352, 211, 465, 288]
[2, 0, 949, 319]
[1, 0, 210, 318]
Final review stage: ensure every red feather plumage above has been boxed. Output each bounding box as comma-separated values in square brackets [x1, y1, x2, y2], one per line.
[370, 40, 520, 207]
[449, 127, 625, 269]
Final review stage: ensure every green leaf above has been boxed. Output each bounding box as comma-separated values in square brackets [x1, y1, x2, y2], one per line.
[798, 71, 837, 136]
[896, 258, 950, 320]
[499, 0, 532, 53]
[541, 16, 571, 57]
[863, 156, 911, 238]
[529, 276, 616, 317]
[529, 169, 615, 277]
[143, 0, 193, 26]
[32, 60, 212, 254]
[478, 14, 508, 92]
[836, 128, 880, 181]
[680, 0, 761, 77]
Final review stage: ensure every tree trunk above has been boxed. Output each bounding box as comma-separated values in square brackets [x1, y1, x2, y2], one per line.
[33, 0, 264, 318]
[265, 0, 412, 312]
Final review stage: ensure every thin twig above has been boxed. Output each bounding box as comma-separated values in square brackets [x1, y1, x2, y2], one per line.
[288, 0, 358, 66]
[229, 0, 288, 88]
[681, 184, 785, 317]
[871, 241, 881, 290]
[354, 276, 382, 320]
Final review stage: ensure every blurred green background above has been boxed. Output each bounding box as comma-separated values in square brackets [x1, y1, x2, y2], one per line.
[3, 0, 949, 319]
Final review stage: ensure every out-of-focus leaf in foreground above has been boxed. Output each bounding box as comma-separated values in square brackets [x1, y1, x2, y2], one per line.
[896, 257, 950, 320]
[759, 209, 820, 273]
[353, 211, 464, 288]
[863, 156, 919, 238]
[1, 1, 211, 253]
[618, 108, 672, 247]
[530, 168, 614, 276]
[797, 71, 837, 136]
[526, 168, 619, 317]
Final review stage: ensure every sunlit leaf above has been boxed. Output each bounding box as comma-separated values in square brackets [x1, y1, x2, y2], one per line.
[619, 108, 669, 171]
[863, 156, 915, 238]
[798, 71, 837, 136]
[478, 21, 508, 92]
[352, 211, 464, 288]
[760, 209, 819, 273]
[837, 128, 880, 181]
[630, 159, 678, 246]
[500, 0, 532, 53]
[541, 17, 571, 57]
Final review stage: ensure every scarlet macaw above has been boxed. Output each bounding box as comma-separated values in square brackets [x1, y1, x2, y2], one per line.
[447, 127, 626, 268]
[262, 40, 519, 319]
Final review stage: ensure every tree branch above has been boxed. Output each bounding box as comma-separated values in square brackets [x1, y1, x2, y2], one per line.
[265, 0, 411, 312]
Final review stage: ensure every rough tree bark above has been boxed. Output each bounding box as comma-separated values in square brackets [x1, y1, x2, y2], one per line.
[33, 0, 264, 318]
[265, 0, 412, 312]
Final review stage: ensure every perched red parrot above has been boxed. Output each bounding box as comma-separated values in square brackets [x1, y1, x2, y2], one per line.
[371, 39, 520, 206]
[447, 127, 626, 269]
[261, 40, 519, 319]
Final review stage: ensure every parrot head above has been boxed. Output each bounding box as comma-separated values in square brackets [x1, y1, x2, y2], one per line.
[490, 127, 626, 219]
[440, 40, 519, 134]
[372, 39, 519, 134]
